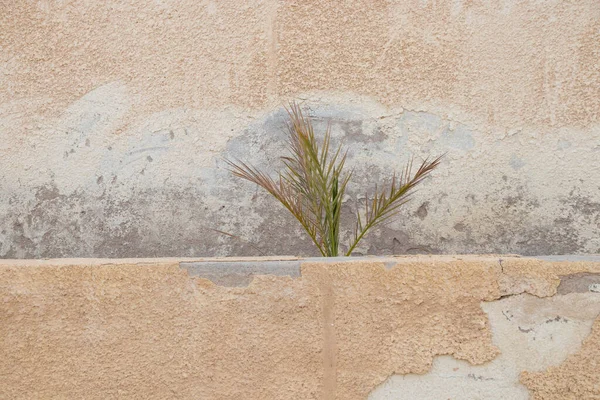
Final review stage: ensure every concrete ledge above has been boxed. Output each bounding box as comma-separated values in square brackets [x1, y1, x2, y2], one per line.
[2, 255, 600, 399]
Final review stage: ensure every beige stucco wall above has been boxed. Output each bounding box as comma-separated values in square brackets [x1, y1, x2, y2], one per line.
[1, 1, 599, 257]
[1, 256, 600, 399]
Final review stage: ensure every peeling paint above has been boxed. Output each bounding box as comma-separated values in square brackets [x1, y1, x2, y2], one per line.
[371, 292, 600, 400]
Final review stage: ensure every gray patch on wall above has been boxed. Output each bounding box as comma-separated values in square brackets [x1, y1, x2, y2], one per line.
[557, 273, 600, 295]
[1, 105, 599, 258]
[180, 260, 301, 287]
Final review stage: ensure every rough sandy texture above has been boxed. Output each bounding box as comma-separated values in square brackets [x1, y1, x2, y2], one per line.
[1, 1, 599, 258]
[1, 262, 325, 399]
[1, 256, 600, 399]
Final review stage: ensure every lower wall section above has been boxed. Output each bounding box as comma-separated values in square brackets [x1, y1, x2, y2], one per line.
[1, 256, 599, 399]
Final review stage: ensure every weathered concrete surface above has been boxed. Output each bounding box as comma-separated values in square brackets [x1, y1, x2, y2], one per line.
[1, 256, 600, 399]
[1, 1, 600, 258]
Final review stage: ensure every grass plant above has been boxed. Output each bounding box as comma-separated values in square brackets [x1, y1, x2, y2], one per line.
[226, 102, 442, 256]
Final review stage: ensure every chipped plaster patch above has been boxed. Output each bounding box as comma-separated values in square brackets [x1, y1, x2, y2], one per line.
[370, 292, 600, 400]
[521, 317, 600, 399]
[499, 257, 600, 297]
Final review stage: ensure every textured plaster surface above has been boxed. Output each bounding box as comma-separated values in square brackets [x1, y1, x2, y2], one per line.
[1, 1, 600, 258]
[2, 256, 600, 399]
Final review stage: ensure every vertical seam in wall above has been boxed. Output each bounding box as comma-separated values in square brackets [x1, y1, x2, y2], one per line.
[319, 269, 337, 399]
[265, 0, 278, 101]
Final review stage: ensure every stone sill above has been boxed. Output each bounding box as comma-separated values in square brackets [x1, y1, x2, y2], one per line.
[3, 254, 600, 399]
[3, 254, 600, 289]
